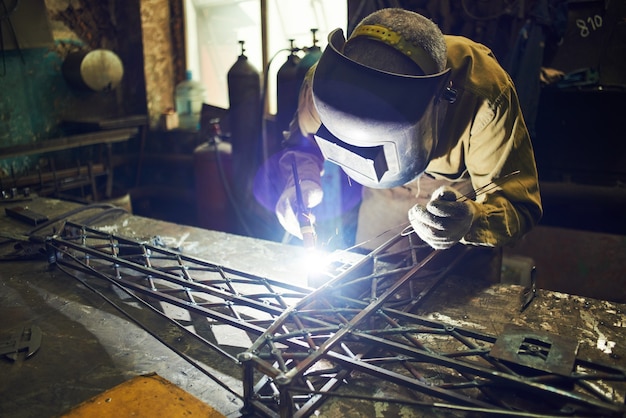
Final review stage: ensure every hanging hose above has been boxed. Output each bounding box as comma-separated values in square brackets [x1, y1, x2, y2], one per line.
[205, 120, 253, 236]
[260, 47, 295, 163]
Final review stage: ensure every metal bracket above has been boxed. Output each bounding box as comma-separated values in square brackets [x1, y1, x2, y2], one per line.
[490, 324, 579, 376]
[0, 325, 42, 361]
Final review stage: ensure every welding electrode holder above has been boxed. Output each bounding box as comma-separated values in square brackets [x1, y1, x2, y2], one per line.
[290, 157, 317, 248]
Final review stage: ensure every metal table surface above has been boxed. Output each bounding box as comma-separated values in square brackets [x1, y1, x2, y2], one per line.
[0, 197, 625, 417]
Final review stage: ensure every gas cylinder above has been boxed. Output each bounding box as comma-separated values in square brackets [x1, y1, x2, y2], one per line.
[227, 40, 262, 205]
[295, 29, 323, 87]
[276, 39, 301, 137]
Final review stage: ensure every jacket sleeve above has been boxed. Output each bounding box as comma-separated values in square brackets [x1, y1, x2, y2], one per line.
[461, 85, 543, 247]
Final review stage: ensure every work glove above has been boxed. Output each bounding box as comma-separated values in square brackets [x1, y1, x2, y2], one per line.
[408, 186, 477, 250]
[275, 151, 324, 239]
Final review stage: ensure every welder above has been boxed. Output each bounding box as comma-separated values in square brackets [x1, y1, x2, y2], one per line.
[276, 8, 542, 279]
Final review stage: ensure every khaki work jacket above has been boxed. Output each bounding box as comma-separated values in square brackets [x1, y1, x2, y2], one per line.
[293, 35, 543, 249]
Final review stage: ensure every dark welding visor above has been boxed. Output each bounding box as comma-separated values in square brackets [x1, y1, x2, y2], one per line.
[312, 28, 452, 188]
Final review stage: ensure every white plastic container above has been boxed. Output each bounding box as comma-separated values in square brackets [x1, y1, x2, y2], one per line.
[175, 70, 206, 131]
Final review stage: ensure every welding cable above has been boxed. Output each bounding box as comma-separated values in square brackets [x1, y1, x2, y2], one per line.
[256, 47, 298, 241]
[78, 206, 128, 226]
[208, 134, 254, 237]
[258, 42, 310, 152]
[260, 47, 292, 162]
[27, 203, 127, 239]
[0, 204, 129, 261]
[53, 258, 244, 401]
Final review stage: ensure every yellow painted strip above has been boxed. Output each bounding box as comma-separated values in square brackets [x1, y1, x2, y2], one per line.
[61, 373, 226, 418]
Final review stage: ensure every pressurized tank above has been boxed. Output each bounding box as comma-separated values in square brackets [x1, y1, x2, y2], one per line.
[295, 29, 323, 89]
[276, 39, 301, 137]
[227, 40, 262, 202]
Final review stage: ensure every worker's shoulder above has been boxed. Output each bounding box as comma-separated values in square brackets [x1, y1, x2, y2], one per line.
[444, 35, 513, 101]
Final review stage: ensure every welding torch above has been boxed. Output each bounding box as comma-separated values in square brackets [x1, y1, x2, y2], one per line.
[291, 157, 317, 249]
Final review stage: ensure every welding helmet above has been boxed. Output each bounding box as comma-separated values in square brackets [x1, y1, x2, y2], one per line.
[312, 27, 455, 189]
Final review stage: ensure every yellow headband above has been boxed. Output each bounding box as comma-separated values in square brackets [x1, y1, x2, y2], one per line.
[347, 24, 440, 75]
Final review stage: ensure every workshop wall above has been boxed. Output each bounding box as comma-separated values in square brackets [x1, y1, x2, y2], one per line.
[139, 0, 185, 129]
[0, 0, 147, 180]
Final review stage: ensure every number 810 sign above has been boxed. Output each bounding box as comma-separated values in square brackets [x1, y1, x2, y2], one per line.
[576, 14, 603, 38]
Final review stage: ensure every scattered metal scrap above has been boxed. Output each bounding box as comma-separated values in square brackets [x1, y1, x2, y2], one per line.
[45, 221, 626, 417]
[0, 325, 41, 361]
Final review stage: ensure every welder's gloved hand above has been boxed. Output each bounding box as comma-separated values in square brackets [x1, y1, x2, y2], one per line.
[408, 186, 477, 250]
[275, 150, 324, 239]
[276, 180, 323, 239]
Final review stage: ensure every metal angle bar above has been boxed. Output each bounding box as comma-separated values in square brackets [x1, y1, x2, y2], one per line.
[254, 337, 482, 411]
[575, 357, 626, 379]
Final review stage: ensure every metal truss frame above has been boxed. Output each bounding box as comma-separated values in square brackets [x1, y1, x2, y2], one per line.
[46, 221, 626, 417]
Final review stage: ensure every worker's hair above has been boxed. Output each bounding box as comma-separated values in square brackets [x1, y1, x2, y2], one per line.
[343, 8, 446, 76]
